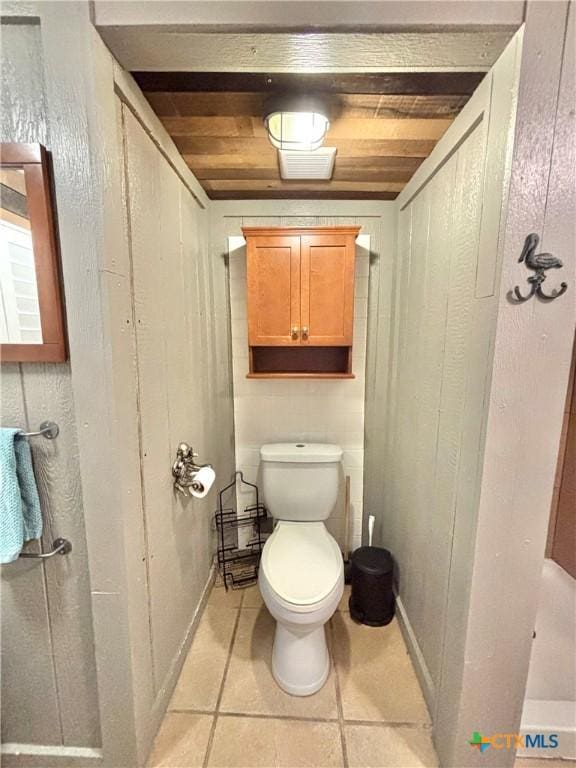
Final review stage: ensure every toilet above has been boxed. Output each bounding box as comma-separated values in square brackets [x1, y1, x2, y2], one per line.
[258, 442, 344, 696]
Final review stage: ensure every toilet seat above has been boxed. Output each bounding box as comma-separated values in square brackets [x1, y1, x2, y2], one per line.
[261, 521, 343, 609]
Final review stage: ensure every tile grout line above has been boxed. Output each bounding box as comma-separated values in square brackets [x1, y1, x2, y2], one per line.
[172, 708, 340, 724]
[201, 596, 244, 768]
[343, 719, 433, 730]
[170, 705, 431, 731]
[329, 618, 350, 768]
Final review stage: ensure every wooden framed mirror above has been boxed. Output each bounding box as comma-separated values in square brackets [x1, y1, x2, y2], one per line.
[0, 143, 66, 362]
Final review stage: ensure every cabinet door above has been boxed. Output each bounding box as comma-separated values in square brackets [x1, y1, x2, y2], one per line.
[300, 233, 355, 346]
[247, 235, 301, 345]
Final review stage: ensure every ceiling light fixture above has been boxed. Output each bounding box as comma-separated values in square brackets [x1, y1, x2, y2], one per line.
[264, 94, 330, 152]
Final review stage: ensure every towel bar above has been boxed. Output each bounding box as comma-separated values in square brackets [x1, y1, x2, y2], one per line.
[17, 421, 59, 440]
[19, 537, 72, 559]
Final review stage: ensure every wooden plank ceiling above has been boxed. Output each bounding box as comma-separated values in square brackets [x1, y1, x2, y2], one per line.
[134, 72, 483, 200]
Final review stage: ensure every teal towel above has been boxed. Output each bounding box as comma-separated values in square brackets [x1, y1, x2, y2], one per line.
[0, 428, 43, 563]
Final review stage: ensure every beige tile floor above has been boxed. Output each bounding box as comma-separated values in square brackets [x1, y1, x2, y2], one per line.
[150, 583, 576, 767]
[149, 583, 438, 768]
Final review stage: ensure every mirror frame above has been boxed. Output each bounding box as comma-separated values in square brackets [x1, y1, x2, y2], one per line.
[0, 142, 67, 362]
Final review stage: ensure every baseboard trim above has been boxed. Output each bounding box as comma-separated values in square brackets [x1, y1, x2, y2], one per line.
[0, 744, 103, 767]
[394, 593, 436, 718]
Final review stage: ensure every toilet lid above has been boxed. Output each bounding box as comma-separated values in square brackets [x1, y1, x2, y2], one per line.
[261, 522, 343, 605]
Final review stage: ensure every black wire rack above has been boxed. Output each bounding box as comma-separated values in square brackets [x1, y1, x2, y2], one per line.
[214, 471, 268, 590]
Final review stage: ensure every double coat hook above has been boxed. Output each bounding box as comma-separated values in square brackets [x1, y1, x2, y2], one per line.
[511, 233, 568, 302]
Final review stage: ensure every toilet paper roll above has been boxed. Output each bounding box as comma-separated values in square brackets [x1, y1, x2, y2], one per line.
[190, 465, 215, 499]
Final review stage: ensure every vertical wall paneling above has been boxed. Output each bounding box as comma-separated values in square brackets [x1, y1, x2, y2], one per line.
[124, 106, 178, 693]
[0, 20, 101, 754]
[109, 86, 156, 763]
[1, 11, 235, 764]
[546, 1, 576, 579]
[20, 364, 101, 749]
[0, 22, 61, 747]
[412, 154, 457, 692]
[107, 53, 231, 767]
[363, 31, 523, 736]
[0, 368, 62, 746]
[444, 4, 575, 765]
[120, 96, 235, 747]
[5, 8, 572, 768]
[37, 8, 143, 763]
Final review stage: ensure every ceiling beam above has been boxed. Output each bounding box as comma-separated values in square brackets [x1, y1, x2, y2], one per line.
[145, 91, 472, 119]
[134, 72, 485, 95]
[207, 190, 399, 200]
[94, 1, 525, 31]
[98, 30, 515, 74]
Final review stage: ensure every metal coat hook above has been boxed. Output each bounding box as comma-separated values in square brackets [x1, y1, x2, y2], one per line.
[511, 233, 568, 302]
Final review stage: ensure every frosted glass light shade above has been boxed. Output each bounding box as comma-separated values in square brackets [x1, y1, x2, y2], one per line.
[265, 111, 329, 151]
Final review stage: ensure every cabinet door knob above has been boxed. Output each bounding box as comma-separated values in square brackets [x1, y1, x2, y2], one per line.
[301, 326, 309, 339]
[291, 326, 300, 339]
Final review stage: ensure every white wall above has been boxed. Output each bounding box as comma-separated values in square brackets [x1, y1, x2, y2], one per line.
[227, 231, 369, 550]
[211, 201, 392, 551]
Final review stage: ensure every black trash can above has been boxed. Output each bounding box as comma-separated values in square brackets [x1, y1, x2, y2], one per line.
[349, 546, 395, 626]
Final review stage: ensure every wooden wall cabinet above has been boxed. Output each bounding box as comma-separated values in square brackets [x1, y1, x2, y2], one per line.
[243, 226, 360, 378]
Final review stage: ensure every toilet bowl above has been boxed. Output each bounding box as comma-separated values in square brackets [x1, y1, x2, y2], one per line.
[258, 443, 344, 696]
[259, 521, 344, 695]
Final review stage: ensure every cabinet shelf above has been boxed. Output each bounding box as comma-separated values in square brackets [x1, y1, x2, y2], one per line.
[249, 345, 353, 377]
[247, 372, 356, 380]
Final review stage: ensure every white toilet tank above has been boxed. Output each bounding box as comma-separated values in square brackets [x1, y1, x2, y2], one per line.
[260, 443, 343, 522]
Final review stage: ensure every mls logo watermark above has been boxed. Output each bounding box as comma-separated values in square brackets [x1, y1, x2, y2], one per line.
[469, 731, 559, 753]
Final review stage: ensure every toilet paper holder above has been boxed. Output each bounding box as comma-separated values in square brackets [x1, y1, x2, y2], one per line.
[172, 442, 212, 496]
